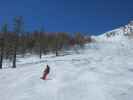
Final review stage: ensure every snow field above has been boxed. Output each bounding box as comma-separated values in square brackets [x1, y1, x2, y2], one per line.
[0, 41, 133, 100]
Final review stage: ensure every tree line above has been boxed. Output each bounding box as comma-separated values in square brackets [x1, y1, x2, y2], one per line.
[0, 16, 92, 69]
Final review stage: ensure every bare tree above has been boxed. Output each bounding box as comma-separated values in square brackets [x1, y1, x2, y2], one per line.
[39, 27, 45, 59]
[0, 35, 4, 69]
[0, 23, 8, 69]
[12, 16, 23, 68]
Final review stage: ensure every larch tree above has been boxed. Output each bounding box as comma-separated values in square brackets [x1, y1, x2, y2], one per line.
[0, 23, 8, 69]
[12, 16, 24, 68]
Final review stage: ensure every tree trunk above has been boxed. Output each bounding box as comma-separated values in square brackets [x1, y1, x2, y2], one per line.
[0, 50, 4, 69]
[0, 38, 4, 69]
[12, 44, 17, 68]
[39, 46, 42, 59]
[55, 46, 58, 56]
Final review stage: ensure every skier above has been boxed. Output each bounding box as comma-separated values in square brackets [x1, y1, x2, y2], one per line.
[41, 65, 50, 80]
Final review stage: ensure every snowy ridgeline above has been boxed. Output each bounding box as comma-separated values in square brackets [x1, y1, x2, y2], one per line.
[0, 38, 133, 100]
[92, 21, 133, 42]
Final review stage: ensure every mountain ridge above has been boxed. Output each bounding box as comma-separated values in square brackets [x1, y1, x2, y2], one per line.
[92, 21, 133, 42]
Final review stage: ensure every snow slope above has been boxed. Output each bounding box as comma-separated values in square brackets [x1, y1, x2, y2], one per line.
[1, 21, 133, 100]
[93, 21, 133, 42]
[0, 40, 133, 100]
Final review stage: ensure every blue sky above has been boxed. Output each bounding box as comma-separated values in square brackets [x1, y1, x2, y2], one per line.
[0, 0, 133, 35]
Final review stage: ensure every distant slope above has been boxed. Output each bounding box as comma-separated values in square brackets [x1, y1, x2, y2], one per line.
[93, 21, 133, 42]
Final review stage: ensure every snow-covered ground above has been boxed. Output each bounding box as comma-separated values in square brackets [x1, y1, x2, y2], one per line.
[1, 38, 133, 100]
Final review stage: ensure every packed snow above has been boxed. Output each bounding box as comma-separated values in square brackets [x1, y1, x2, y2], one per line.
[1, 22, 133, 100]
[1, 40, 133, 100]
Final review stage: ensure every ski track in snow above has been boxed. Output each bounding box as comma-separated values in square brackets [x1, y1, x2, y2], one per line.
[0, 42, 133, 100]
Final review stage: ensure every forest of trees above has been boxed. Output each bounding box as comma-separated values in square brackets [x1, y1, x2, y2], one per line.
[0, 16, 92, 69]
